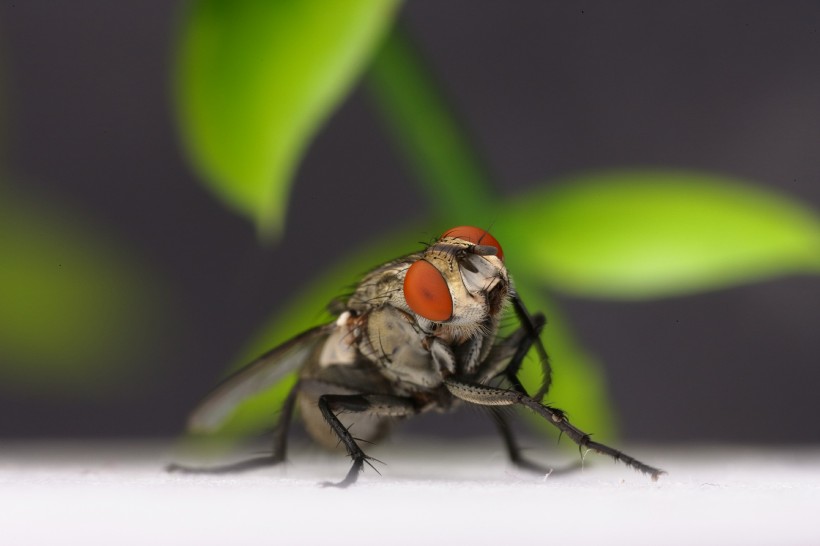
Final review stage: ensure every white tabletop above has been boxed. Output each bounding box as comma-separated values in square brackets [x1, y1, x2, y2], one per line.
[2, 440, 818, 545]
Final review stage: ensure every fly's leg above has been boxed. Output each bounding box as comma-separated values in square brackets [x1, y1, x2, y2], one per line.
[490, 407, 551, 474]
[503, 305, 547, 394]
[489, 408, 583, 476]
[317, 394, 418, 488]
[166, 455, 275, 475]
[472, 304, 546, 392]
[489, 300, 581, 474]
[510, 294, 552, 400]
[445, 380, 665, 480]
[269, 379, 301, 464]
[166, 381, 301, 475]
[489, 312, 569, 474]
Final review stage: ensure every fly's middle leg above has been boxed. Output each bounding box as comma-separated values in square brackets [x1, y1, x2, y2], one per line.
[489, 407, 582, 476]
[317, 393, 418, 488]
[490, 407, 550, 474]
[445, 379, 665, 481]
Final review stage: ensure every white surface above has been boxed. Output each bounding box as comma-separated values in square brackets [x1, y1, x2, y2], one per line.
[1, 440, 819, 545]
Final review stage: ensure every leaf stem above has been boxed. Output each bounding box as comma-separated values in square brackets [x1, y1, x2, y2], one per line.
[365, 26, 497, 220]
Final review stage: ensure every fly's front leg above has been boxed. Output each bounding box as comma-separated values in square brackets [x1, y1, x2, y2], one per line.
[474, 310, 546, 392]
[476, 310, 564, 472]
[444, 380, 665, 481]
[510, 294, 551, 400]
[503, 308, 547, 394]
[167, 380, 301, 475]
[317, 394, 418, 488]
[429, 338, 457, 376]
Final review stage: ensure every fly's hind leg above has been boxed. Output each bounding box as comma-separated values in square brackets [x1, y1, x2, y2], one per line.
[166, 380, 301, 475]
[317, 394, 418, 488]
[269, 379, 300, 464]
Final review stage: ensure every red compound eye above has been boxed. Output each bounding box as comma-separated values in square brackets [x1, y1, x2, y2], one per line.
[441, 226, 504, 261]
[403, 260, 453, 322]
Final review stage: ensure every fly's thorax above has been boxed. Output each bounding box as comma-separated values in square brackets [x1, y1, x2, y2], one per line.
[346, 255, 421, 313]
[359, 305, 443, 392]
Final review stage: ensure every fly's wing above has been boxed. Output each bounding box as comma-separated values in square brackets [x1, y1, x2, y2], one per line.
[187, 323, 335, 434]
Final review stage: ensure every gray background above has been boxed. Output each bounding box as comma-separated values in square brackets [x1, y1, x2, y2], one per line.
[1, 1, 818, 443]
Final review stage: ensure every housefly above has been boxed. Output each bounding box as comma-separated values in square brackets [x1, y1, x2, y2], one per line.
[169, 226, 663, 486]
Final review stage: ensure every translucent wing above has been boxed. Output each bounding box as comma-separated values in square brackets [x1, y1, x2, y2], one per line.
[187, 323, 335, 433]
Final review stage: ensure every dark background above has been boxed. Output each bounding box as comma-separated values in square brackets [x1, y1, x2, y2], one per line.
[1, 1, 818, 443]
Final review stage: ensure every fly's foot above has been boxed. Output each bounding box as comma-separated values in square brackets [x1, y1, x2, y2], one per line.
[320, 454, 382, 488]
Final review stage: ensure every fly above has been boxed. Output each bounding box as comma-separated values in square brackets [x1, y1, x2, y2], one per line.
[169, 226, 664, 486]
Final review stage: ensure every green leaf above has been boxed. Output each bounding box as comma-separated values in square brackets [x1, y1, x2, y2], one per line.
[176, 0, 401, 236]
[499, 170, 820, 299]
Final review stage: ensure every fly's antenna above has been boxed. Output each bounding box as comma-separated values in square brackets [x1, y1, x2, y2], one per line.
[476, 220, 498, 245]
[471, 244, 498, 257]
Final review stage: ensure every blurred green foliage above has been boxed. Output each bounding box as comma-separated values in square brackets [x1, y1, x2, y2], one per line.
[0, 22, 166, 401]
[498, 171, 820, 299]
[175, 6, 820, 443]
[0, 185, 163, 395]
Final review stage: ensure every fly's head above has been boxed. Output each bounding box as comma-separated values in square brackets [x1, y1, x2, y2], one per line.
[401, 226, 510, 342]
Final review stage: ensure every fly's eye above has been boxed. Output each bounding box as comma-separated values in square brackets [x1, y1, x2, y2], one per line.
[441, 225, 504, 261]
[403, 260, 453, 322]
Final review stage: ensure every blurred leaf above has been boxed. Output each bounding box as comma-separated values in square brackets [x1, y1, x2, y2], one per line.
[366, 27, 495, 220]
[0, 186, 163, 395]
[499, 170, 820, 299]
[176, 0, 401, 236]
